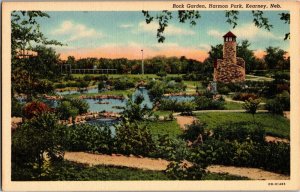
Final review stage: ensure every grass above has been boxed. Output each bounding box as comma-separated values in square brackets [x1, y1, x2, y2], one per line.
[224, 101, 244, 110]
[153, 110, 173, 116]
[12, 160, 250, 181]
[245, 74, 274, 82]
[144, 120, 182, 138]
[202, 173, 249, 180]
[195, 112, 290, 138]
[64, 89, 135, 98]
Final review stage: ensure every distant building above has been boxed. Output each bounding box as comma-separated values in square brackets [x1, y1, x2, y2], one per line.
[213, 31, 245, 83]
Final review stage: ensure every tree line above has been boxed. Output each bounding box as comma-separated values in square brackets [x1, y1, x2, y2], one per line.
[64, 41, 289, 75]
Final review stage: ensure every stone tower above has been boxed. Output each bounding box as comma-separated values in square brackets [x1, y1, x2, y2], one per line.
[214, 31, 245, 83]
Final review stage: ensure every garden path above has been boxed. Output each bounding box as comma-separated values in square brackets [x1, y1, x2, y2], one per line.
[175, 115, 196, 130]
[64, 152, 289, 180]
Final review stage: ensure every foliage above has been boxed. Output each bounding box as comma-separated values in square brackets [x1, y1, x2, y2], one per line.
[265, 98, 284, 115]
[68, 98, 89, 114]
[194, 96, 225, 110]
[232, 93, 258, 101]
[147, 80, 166, 101]
[264, 47, 288, 70]
[112, 78, 135, 90]
[195, 112, 290, 138]
[203, 139, 289, 174]
[243, 98, 261, 117]
[212, 122, 265, 143]
[121, 94, 153, 122]
[165, 161, 205, 180]
[12, 112, 66, 179]
[56, 101, 79, 120]
[12, 160, 170, 181]
[22, 101, 51, 119]
[12, 97, 24, 117]
[159, 99, 196, 114]
[152, 135, 188, 161]
[11, 11, 62, 99]
[98, 81, 105, 91]
[65, 123, 114, 154]
[114, 121, 155, 156]
[182, 121, 208, 142]
[142, 10, 200, 43]
[157, 70, 167, 77]
[142, 10, 288, 43]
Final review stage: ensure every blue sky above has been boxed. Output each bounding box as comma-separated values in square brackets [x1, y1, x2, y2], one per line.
[36, 11, 289, 61]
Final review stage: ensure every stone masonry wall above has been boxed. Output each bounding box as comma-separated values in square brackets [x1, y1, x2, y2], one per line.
[214, 42, 245, 83]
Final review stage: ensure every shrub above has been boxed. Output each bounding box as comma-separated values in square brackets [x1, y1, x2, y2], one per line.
[152, 135, 188, 161]
[232, 93, 258, 101]
[157, 71, 167, 78]
[83, 75, 92, 81]
[148, 81, 166, 100]
[182, 73, 200, 81]
[12, 98, 24, 117]
[69, 98, 89, 114]
[56, 101, 79, 120]
[266, 98, 284, 115]
[65, 123, 114, 153]
[159, 100, 196, 114]
[98, 81, 105, 91]
[22, 101, 50, 119]
[78, 81, 89, 89]
[12, 113, 66, 178]
[217, 85, 230, 95]
[167, 76, 183, 82]
[182, 121, 208, 142]
[212, 122, 266, 143]
[114, 121, 155, 156]
[243, 98, 261, 117]
[113, 78, 135, 90]
[54, 83, 66, 89]
[196, 137, 290, 174]
[277, 91, 290, 111]
[194, 96, 225, 110]
[165, 161, 206, 180]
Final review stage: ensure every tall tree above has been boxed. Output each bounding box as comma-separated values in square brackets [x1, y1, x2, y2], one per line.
[11, 11, 63, 100]
[237, 40, 256, 72]
[264, 47, 287, 70]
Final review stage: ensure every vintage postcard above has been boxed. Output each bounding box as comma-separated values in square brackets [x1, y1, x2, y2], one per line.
[2, 1, 300, 191]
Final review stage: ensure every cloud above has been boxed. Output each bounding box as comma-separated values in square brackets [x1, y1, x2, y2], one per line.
[120, 24, 133, 28]
[208, 23, 281, 41]
[137, 21, 195, 36]
[207, 30, 223, 38]
[198, 44, 211, 51]
[52, 20, 104, 42]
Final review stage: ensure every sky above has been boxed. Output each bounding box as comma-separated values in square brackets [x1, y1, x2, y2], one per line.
[35, 11, 289, 61]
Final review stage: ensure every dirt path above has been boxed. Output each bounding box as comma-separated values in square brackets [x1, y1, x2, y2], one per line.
[64, 152, 169, 171]
[207, 165, 289, 180]
[265, 136, 289, 143]
[64, 152, 289, 180]
[175, 116, 196, 130]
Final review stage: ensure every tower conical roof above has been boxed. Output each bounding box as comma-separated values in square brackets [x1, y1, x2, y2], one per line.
[223, 31, 236, 38]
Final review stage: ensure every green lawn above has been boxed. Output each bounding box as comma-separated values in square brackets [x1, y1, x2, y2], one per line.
[224, 101, 244, 110]
[195, 112, 290, 138]
[12, 160, 250, 181]
[144, 120, 182, 138]
[153, 110, 173, 116]
[64, 89, 135, 99]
